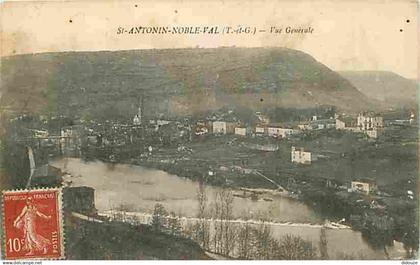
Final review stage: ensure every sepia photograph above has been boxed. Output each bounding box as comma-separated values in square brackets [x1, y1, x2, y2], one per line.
[0, 0, 418, 262]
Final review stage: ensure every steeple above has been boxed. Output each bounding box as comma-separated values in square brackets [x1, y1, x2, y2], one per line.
[133, 99, 142, 125]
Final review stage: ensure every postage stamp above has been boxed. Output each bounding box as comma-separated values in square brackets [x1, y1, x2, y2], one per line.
[2, 188, 64, 260]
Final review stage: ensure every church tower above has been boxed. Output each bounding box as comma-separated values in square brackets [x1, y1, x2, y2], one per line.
[133, 99, 142, 125]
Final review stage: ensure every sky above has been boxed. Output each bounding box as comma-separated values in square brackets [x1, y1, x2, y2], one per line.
[0, 0, 419, 79]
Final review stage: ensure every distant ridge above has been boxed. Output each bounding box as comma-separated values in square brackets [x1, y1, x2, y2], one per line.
[339, 71, 417, 109]
[1, 47, 373, 119]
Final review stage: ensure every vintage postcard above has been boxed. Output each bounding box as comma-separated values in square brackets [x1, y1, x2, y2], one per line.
[0, 0, 418, 262]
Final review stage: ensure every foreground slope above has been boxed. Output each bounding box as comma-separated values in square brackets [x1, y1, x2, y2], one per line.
[66, 215, 210, 260]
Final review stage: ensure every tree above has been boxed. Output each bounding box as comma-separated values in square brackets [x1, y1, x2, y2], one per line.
[401, 225, 419, 259]
[277, 234, 317, 260]
[210, 197, 221, 253]
[2, 142, 30, 189]
[167, 211, 182, 237]
[252, 223, 274, 259]
[195, 183, 210, 249]
[1, 118, 32, 189]
[237, 222, 253, 259]
[211, 188, 236, 256]
[319, 226, 329, 259]
[362, 214, 394, 258]
[217, 188, 236, 256]
[151, 203, 168, 232]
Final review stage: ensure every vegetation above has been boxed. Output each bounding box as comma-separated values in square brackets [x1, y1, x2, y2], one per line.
[151, 203, 168, 232]
[191, 183, 211, 249]
[319, 227, 328, 259]
[167, 211, 183, 237]
[183, 186, 320, 260]
[65, 215, 208, 260]
[266, 106, 336, 123]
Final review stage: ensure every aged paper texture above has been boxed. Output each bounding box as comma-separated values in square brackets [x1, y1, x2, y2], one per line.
[0, 0, 418, 261]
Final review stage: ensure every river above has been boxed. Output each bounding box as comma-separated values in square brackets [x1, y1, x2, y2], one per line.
[51, 158, 405, 259]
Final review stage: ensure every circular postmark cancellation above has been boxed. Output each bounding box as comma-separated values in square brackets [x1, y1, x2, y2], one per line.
[2, 188, 65, 260]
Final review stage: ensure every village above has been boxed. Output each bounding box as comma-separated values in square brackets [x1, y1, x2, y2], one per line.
[14, 105, 416, 190]
[1, 104, 418, 257]
[6, 105, 417, 192]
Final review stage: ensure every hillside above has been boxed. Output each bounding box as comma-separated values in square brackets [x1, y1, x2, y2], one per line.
[0, 47, 372, 120]
[339, 71, 418, 108]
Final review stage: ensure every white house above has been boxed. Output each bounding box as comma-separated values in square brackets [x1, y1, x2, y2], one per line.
[357, 113, 383, 131]
[234, 127, 247, 136]
[213, 121, 227, 134]
[298, 124, 312, 130]
[268, 127, 295, 138]
[335, 119, 346, 130]
[255, 126, 266, 135]
[351, 179, 377, 195]
[291, 146, 312, 165]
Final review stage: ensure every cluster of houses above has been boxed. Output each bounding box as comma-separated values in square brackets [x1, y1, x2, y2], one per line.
[196, 112, 386, 140]
[190, 112, 388, 167]
[335, 112, 384, 139]
[197, 120, 302, 138]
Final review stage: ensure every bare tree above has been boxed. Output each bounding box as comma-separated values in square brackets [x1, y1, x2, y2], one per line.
[209, 198, 221, 253]
[319, 226, 329, 259]
[251, 223, 273, 259]
[237, 221, 252, 259]
[195, 182, 210, 249]
[220, 188, 236, 256]
[277, 234, 317, 260]
[211, 188, 236, 256]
